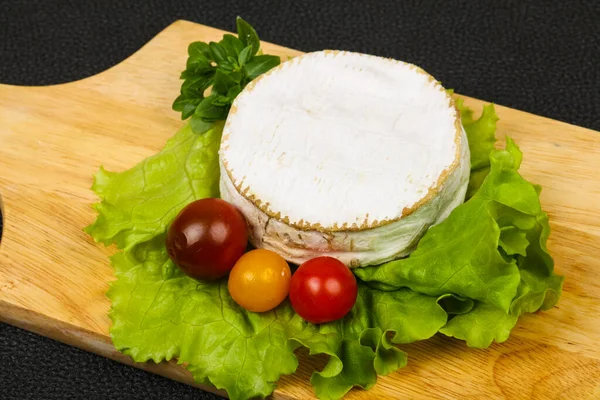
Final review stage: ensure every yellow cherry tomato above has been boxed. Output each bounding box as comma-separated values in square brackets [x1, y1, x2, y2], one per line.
[228, 249, 291, 312]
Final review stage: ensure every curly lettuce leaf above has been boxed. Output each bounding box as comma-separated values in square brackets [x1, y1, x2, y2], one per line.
[439, 268, 563, 349]
[454, 97, 499, 199]
[85, 122, 223, 251]
[438, 302, 518, 348]
[460, 101, 499, 170]
[499, 226, 529, 256]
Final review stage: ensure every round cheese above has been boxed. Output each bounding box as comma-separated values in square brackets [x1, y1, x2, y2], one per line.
[219, 50, 470, 267]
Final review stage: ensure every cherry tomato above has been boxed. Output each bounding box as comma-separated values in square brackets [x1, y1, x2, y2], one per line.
[289, 256, 357, 324]
[166, 198, 248, 281]
[228, 249, 291, 312]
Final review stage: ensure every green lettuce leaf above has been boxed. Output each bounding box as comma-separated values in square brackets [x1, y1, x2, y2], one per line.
[438, 268, 563, 349]
[85, 122, 223, 251]
[499, 226, 529, 256]
[438, 302, 518, 348]
[455, 97, 498, 199]
[461, 101, 498, 170]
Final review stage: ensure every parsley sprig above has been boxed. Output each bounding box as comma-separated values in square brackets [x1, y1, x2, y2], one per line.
[172, 17, 280, 134]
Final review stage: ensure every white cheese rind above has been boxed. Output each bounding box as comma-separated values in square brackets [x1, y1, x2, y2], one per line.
[219, 50, 470, 266]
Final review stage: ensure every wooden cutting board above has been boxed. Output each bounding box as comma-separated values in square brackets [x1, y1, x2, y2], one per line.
[1, 20, 600, 399]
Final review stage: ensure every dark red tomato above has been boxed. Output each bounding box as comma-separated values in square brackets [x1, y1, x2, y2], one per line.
[166, 198, 248, 281]
[289, 256, 358, 324]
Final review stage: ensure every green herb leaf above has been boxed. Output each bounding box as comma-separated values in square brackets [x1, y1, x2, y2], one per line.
[181, 74, 213, 98]
[181, 101, 199, 120]
[209, 42, 228, 64]
[172, 94, 187, 112]
[221, 34, 245, 57]
[244, 54, 280, 80]
[229, 70, 243, 83]
[226, 85, 242, 100]
[188, 41, 212, 59]
[238, 45, 253, 66]
[185, 55, 213, 75]
[219, 61, 234, 71]
[226, 56, 239, 67]
[174, 19, 278, 129]
[195, 95, 229, 121]
[236, 17, 260, 56]
[212, 69, 238, 95]
[209, 94, 232, 107]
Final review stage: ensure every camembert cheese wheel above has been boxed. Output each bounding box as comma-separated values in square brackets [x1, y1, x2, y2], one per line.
[219, 50, 470, 267]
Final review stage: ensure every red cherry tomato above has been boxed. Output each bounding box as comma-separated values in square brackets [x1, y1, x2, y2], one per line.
[166, 198, 248, 281]
[289, 256, 358, 324]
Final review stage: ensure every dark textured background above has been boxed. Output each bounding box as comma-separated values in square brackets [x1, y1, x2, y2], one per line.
[1, 0, 599, 398]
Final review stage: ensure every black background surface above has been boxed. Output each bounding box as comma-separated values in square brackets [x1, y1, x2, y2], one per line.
[1, 0, 599, 399]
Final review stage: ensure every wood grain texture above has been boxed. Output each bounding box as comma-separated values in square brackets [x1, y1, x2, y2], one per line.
[1, 20, 599, 399]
